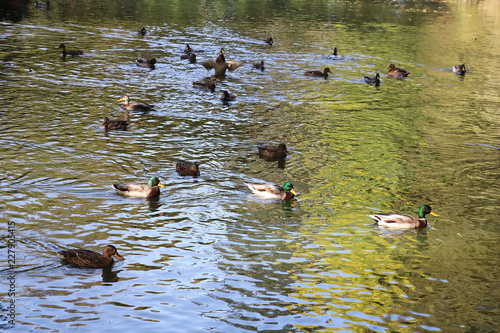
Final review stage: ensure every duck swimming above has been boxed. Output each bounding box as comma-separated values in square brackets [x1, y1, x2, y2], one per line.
[118, 96, 154, 111]
[387, 64, 410, 77]
[364, 73, 381, 84]
[113, 176, 165, 198]
[368, 205, 439, 229]
[57, 245, 124, 268]
[247, 182, 297, 200]
[102, 117, 128, 130]
[136, 58, 156, 69]
[452, 64, 466, 75]
[200, 48, 243, 77]
[221, 90, 237, 101]
[192, 75, 216, 91]
[58, 43, 83, 56]
[257, 143, 289, 160]
[304, 68, 332, 78]
[174, 159, 200, 176]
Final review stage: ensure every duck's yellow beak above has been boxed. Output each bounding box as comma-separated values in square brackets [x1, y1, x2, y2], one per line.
[158, 183, 165, 188]
[114, 253, 124, 260]
[430, 211, 439, 217]
[117, 97, 123, 102]
[291, 189, 298, 196]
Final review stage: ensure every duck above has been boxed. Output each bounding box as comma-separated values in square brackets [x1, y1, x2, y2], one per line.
[452, 64, 466, 75]
[387, 64, 410, 77]
[181, 53, 197, 63]
[264, 37, 273, 46]
[113, 176, 165, 198]
[34, 0, 50, 8]
[332, 47, 338, 56]
[304, 68, 332, 78]
[257, 143, 289, 160]
[221, 90, 237, 102]
[118, 96, 154, 111]
[58, 43, 83, 56]
[102, 117, 128, 130]
[174, 159, 200, 176]
[200, 48, 243, 77]
[247, 182, 297, 200]
[138, 27, 146, 35]
[253, 60, 265, 70]
[364, 73, 381, 84]
[57, 245, 124, 268]
[184, 44, 194, 53]
[368, 205, 439, 229]
[136, 58, 156, 69]
[192, 75, 216, 91]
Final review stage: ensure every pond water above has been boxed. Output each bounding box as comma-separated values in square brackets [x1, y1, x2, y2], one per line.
[1, 0, 499, 332]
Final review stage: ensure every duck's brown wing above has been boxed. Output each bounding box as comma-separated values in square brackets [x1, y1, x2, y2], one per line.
[113, 183, 149, 192]
[227, 61, 243, 72]
[57, 250, 111, 268]
[200, 60, 216, 71]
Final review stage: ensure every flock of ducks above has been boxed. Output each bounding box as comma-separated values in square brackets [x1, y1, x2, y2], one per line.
[54, 27, 446, 269]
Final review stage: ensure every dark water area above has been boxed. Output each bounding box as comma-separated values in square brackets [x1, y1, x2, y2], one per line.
[1, 0, 499, 332]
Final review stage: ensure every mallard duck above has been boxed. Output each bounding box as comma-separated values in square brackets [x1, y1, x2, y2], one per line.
[368, 205, 439, 229]
[184, 44, 194, 53]
[174, 159, 200, 176]
[253, 60, 265, 70]
[364, 73, 380, 84]
[102, 117, 128, 131]
[113, 176, 165, 198]
[192, 75, 216, 91]
[247, 182, 297, 200]
[264, 37, 273, 46]
[181, 53, 197, 63]
[138, 27, 146, 35]
[200, 48, 243, 77]
[452, 64, 466, 75]
[257, 143, 289, 160]
[58, 43, 83, 56]
[57, 245, 124, 268]
[304, 68, 332, 78]
[221, 90, 237, 101]
[332, 47, 338, 56]
[387, 64, 410, 77]
[136, 58, 156, 69]
[118, 96, 154, 111]
[35, 0, 50, 8]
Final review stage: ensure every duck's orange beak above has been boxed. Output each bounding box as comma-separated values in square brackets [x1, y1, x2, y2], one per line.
[114, 253, 124, 260]
[430, 211, 439, 217]
[291, 189, 298, 196]
[158, 183, 165, 188]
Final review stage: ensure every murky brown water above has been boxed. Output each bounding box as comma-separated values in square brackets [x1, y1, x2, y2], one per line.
[1, 0, 499, 331]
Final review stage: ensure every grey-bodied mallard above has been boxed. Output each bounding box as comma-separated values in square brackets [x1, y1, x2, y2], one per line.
[174, 159, 200, 176]
[113, 176, 165, 198]
[221, 90, 236, 101]
[57, 245, 124, 268]
[368, 205, 439, 229]
[118, 96, 154, 111]
[364, 73, 380, 84]
[58, 43, 83, 56]
[192, 75, 216, 91]
[247, 182, 297, 200]
[102, 117, 128, 131]
[200, 48, 243, 77]
[257, 143, 289, 160]
[452, 64, 466, 75]
[136, 58, 156, 69]
[387, 64, 410, 77]
[304, 68, 332, 78]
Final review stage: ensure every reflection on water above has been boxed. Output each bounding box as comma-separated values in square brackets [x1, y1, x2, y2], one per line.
[1, 0, 499, 332]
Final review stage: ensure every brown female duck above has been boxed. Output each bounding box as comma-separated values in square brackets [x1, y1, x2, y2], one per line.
[257, 143, 289, 160]
[136, 58, 156, 69]
[118, 96, 154, 111]
[253, 60, 265, 70]
[181, 53, 197, 63]
[192, 75, 216, 91]
[264, 37, 273, 46]
[364, 73, 380, 84]
[304, 68, 333, 78]
[113, 176, 165, 198]
[58, 43, 83, 56]
[57, 245, 124, 268]
[200, 48, 243, 77]
[221, 90, 237, 101]
[369, 205, 439, 229]
[387, 64, 410, 77]
[174, 159, 200, 176]
[102, 117, 128, 130]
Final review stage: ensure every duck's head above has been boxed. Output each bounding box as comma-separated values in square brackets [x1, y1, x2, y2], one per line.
[324, 68, 333, 75]
[58, 43, 66, 49]
[118, 96, 130, 103]
[375, 73, 380, 79]
[185, 44, 192, 52]
[103, 245, 124, 260]
[149, 58, 157, 65]
[388, 64, 396, 69]
[419, 205, 439, 218]
[283, 182, 298, 195]
[148, 176, 165, 188]
[278, 143, 289, 153]
[103, 117, 110, 125]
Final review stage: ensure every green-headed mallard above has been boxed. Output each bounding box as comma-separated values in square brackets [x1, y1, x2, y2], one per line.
[102, 117, 128, 131]
[364, 73, 380, 84]
[304, 68, 332, 78]
[264, 37, 273, 46]
[136, 58, 156, 69]
[113, 176, 165, 198]
[368, 205, 439, 229]
[257, 143, 289, 160]
[181, 53, 197, 63]
[118, 96, 154, 111]
[184, 44, 194, 53]
[138, 27, 146, 35]
[253, 60, 265, 70]
[58, 43, 83, 56]
[200, 48, 243, 77]
[57, 245, 124, 268]
[221, 90, 237, 101]
[247, 182, 297, 200]
[452, 64, 466, 75]
[387, 64, 410, 77]
[192, 75, 216, 91]
[174, 159, 200, 176]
